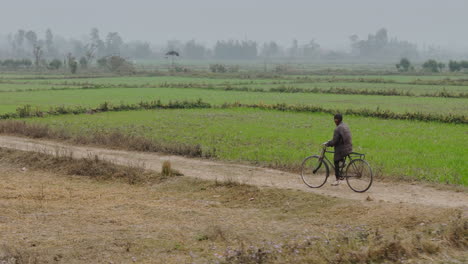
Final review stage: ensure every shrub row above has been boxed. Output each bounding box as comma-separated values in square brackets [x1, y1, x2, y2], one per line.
[292, 76, 468, 87]
[226, 85, 468, 98]
[410, 79, 468, 86]
[3, 79, 467, 98]
[0, 99, 211, 119]
[1, 99, 466, 124]
[220, 102, 467, 124]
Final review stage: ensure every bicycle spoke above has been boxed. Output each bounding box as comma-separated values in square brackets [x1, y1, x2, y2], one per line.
[345, 159, 373, 193]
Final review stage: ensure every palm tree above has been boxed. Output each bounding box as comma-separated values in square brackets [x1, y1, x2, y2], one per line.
[165, 50, 179, 71]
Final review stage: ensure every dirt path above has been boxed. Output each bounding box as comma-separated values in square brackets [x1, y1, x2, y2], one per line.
[0, 135, 466, 210]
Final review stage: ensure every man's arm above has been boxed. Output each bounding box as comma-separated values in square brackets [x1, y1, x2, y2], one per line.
[326, 127, 341, 147]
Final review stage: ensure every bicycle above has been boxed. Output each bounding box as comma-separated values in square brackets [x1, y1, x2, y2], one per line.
[301, 145, 373, 193]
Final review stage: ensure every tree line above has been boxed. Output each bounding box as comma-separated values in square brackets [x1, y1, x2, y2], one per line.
[0, 27, 466, 66]
[396, 58, 468, 73]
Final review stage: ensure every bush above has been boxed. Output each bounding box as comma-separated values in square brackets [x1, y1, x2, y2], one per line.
[79, 57, 88, 69]
[48, 59, 62, 70]
[209, 64, 227, 73]
[97, 56, 135, 74]
[396, 58, 413, 72]
[448, 60, 468, 72]
[0, 59, 33, 69]
[174, 65, 189, 73]
[274, 64, 290, 73]
[422, 59, 444, 73]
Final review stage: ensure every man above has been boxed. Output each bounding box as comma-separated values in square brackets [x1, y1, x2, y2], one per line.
[324, 114, 353, 186]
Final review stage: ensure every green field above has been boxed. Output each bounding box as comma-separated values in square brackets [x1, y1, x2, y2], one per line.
[2, 74, 468, 95]
[0, 87, 467, 117]
[1, 71, 467, 185]
[23, 108, 467, 185]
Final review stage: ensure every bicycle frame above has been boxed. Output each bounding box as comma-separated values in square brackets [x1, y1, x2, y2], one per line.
[314, 146, 365, 177]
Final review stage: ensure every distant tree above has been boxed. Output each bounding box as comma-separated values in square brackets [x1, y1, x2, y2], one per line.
[79, 57, 88, 69]
[349, 34, 360, 55]
[437, 62, 446, 72]
[461, 61, 468, 69]
[396, 58, 412, 72]
[349, 34, 359, 43]
[12, 29, 26, 56]
[70, 61, 78, 74]
[71, 40, 86, 58]
[448, 60, 461, 72]
[33, 45, 43, 68]
[106, 32, 123, 55]
[130, 42, 151, 59]
[166, 40, 183, 53]
[90, 28, 100, 45]
[97, 57, 107, 68]
[422, 59, 443, 73]
[84, 43, 97, 65]
[183, 40, 206, 60]
[25, 30, 38, 48]
[303, 40, 320, 58]
[1, 59, 32, 69]
[289, 39, 299, 58]
[48, 59, 62, 70]
[375, 28, 388, 47]
[213, 40, 257, 60]
[261, 41, 280, 58]
[45, 28, 57, 57]
[351, 28, 418, 60]
[165, 50, 179, 70]
[67, 53, 78, 74]
[90, 28, 106, 57]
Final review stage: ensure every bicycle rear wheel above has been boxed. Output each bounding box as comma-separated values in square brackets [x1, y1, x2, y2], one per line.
[301, 155, 329, 188]
[345, 159, 373, 193]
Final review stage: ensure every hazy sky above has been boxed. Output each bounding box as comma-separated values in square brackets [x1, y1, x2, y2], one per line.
[2, 0, 467, 50]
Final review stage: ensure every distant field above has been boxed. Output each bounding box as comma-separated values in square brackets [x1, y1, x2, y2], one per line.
[2, 74, 468, 96]
[0, 87, 467, 117]
[23, 108, 467, 185]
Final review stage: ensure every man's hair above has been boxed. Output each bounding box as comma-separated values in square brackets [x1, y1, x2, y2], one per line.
[334, 113, 343, 121]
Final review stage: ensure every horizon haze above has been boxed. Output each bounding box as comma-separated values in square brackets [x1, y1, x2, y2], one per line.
[1, 0, 467, 51]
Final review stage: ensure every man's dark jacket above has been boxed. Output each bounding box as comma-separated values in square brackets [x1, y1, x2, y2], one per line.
[326, 122, 353, 161]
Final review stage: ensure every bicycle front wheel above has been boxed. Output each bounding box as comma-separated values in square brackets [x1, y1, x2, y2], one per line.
[301, 155, 329, 188]
[345, 159, 373, 193]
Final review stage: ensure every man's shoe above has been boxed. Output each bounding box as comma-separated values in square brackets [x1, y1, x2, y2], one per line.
[331, 180, 341, 186]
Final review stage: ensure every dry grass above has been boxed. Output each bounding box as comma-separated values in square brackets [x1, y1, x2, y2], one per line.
[161, 160, 183, 177]
[0, 147, 174, 184]
[0, 246, 39, 264]
[0, 149, 466, 263]
[0, 120, 213, 158]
